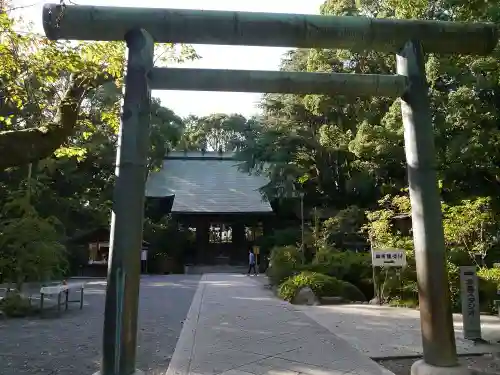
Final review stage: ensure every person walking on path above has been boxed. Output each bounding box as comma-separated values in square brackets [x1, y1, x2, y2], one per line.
[247, 249, 257, 276]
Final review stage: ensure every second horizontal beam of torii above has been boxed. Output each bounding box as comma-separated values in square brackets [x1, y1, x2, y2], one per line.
[149, 68, 408, 97]
[42, 4, 497, 55]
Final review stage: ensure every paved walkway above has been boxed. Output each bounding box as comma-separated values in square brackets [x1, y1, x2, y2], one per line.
[167, 274, 393, 375]
[301, 304, 500, 358]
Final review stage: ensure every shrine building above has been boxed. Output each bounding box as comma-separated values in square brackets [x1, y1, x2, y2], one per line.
[145, 151, 275, 266]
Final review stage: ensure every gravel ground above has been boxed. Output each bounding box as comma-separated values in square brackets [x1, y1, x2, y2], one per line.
[377, 355, 500, 375]
[0, 275, 200, 375]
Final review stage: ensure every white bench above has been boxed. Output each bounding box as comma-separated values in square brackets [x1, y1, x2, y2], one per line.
[39, 282, 85, 314]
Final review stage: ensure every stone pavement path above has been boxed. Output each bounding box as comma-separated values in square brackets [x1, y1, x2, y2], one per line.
[167, 274, 394, 375]
[300, 304, 500, 358]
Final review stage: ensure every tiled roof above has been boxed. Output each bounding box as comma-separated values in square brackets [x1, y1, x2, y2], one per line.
[145, 152, 272, 213]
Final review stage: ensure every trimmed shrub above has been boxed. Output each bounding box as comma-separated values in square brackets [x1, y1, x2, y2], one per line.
[478, 267, 500, 313]
[311, 248, 347, 278]
[267, 245, 302, 285]
[0, 293, 39, 318]
[278, 271, 365, 303]
[278, 272, 340, 302]
[338, 280, 366, 302]
[313, 249, 371, 275]
[309, 248, 373, 299]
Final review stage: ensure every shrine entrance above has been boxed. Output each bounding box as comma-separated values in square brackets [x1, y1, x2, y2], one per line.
[177, 216, 267, 266]
[209, 222, 233, 263]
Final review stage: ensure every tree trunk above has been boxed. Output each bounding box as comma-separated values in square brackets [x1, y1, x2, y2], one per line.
[0, 73, 113, 170]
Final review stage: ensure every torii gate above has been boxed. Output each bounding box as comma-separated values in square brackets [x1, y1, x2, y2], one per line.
[42, 5, 497, 375]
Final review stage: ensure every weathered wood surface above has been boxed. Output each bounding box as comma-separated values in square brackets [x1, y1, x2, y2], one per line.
[101, 28, 154, 375]
[150, 68, 409, 97]
[42, 4, 497, 55]
[397, 40, 458, 367]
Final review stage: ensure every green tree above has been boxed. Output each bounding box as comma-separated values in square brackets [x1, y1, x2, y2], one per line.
[178, 113, 251, 152]
[443, 197, 499, 266]
[236, 48, 379, 208]
[319, 0, 500, 202]
[0, 11, 197, 170]
[0, 192, 66, 290]
[317, 206, 366, 250]
[236, 0, 500, 229]
[148, 98, 185, 170]
[366, 192, 500, 265]
[0, 11, 195, 291]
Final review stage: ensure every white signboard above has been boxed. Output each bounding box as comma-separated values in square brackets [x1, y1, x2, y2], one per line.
[371, 248, 406, 267]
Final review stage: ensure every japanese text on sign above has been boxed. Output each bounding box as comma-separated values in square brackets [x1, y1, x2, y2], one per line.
[371, 249, 406, 267]
[459, 266, 481, 340]
[466, 277, 475, 317]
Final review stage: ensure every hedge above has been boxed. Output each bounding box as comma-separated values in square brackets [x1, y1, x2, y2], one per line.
[309, 249, 373, 299]
[0, 293, 39, 317]
[477, 267, 500, 313]
[268, 245, 500, 313]
[278, 271, 366, 303]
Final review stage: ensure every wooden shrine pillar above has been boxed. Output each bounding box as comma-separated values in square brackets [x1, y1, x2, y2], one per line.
[231, 222, 245, 264]
[196, 220, 209, 264]
[261, 218, 274, 270]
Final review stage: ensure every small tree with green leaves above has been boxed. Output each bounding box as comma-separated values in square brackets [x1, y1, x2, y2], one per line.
[365, 191, 500, 309]
[443, 197, 498, 266]
[0, 192, 67, 292]
[316, 206, 366, 251]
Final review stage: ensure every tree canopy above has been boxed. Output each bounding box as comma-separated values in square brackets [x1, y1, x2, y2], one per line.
[236, 0, 500, 210]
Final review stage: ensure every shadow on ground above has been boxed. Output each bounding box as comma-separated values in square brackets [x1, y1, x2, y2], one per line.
[170, 274, 393, 375]
[300, 303, 500, 358]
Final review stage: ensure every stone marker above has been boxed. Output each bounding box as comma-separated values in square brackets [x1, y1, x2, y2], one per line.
[460, 266, 482, 341]
[293, 287, 318, 306]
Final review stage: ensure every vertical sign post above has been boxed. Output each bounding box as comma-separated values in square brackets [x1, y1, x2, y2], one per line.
[370, 248, 407, 305]
[460, 266, 482, 340]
